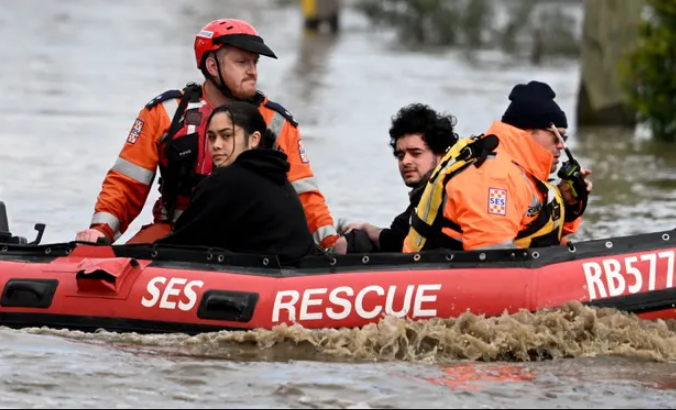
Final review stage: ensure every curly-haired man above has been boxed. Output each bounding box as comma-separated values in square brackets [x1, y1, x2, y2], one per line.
[342, 103, 459, 253]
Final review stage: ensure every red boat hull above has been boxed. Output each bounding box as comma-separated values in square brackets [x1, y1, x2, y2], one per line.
[1, 230, 675, 334]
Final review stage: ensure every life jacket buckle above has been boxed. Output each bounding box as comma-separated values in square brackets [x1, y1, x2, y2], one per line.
[552, 201, 562, 221]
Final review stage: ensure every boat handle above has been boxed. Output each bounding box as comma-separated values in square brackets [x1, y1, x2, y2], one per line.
[197, 290, 259, 323]
[1, 279, 58, 309]
[205, 295, 245, 313]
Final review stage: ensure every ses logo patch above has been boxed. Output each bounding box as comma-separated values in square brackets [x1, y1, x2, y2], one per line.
[488, 188, 507, 216]
[126, 118, 144, 145]
[298, 139, 309, 164]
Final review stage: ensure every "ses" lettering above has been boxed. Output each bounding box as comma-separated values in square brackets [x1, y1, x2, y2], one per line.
[141, 277, 205, 311]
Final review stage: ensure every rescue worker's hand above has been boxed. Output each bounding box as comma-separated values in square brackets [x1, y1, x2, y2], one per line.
[75, 229, 106, 243]
[559, 167, 593, 205]
[332, 236, 348, 255]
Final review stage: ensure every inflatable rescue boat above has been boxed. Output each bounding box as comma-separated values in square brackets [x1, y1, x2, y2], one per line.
[1, 201, 675, 335]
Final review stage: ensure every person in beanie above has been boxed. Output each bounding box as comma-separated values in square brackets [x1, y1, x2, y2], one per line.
[403, 80, 592, 252]
[502, 81, 571, 174]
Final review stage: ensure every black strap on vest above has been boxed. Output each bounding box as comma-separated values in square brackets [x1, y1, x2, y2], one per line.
[513, 168, 561, 244]
[158, 82, 204, 222]
[166, 84, 200, 142]
[459, 134, 499, 168]
[410, 213, 464, 250]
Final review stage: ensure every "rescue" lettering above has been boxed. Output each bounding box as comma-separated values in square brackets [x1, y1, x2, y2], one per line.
[272, 284, 442, 323]
[583, 251, 675, 301]
[141, 277, 205, 311]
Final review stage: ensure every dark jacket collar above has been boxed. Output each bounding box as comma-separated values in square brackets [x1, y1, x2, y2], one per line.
[408, 169, 433, 206]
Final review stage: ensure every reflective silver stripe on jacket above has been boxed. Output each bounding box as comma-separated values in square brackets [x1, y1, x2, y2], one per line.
[314, 224, 338, 245]
[292, 177, 319, 195]
[91, 212, 122, 240]
[112, 157, 155, 185]
[269, 112, 286, 141]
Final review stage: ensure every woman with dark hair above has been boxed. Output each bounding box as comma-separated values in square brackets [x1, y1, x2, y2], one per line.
[156, 101, 317, 265]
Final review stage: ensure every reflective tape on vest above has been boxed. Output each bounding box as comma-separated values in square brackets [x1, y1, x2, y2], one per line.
[313, 224, 338, 245]
[292, 177, 319, 195]
[186, 101, 206, 135]
[113, 157, 155, 186]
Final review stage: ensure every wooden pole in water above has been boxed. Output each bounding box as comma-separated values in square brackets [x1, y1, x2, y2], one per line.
[576, 0, 644, 128]
[302, 0, 341, 33]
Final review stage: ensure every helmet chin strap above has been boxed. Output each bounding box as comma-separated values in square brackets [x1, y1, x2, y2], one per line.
[207, 52, 262, 105]
[209, 53, 238, 101]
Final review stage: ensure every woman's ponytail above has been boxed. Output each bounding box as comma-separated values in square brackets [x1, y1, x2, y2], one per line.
[258, 128, 277, 150]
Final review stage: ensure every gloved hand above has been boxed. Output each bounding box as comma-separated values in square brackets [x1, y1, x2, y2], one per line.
[558, 167, 593, 205]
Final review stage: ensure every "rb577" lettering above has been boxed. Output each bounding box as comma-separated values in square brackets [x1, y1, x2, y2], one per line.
[583, 250, 675, 301]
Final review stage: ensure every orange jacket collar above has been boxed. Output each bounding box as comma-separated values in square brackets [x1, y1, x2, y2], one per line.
[486, 121, 553, 181]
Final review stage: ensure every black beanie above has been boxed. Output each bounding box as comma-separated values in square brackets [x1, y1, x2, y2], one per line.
[501, 81, 568, 130]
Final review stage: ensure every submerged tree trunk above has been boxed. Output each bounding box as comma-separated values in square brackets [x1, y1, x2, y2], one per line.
[576, 0, 644, 128]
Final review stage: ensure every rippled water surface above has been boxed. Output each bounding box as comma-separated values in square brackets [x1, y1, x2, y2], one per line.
[1, 0, 676, 408]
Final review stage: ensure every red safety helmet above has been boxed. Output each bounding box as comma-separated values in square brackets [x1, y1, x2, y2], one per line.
[194, 19, 277, 69]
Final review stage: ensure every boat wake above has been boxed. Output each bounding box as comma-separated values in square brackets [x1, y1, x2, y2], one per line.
[8, 301, 676, 364]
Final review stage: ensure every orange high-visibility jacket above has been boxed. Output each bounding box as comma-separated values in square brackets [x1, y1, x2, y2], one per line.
[404, 121, 580, 252]
[88, 83, 339, 249]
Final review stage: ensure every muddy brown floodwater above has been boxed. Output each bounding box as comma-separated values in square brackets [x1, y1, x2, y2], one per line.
[1, 0, 676, 408]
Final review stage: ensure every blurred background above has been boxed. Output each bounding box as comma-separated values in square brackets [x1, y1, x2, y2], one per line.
[0, 0, 675, 245]
[1, 1, 676, 408]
